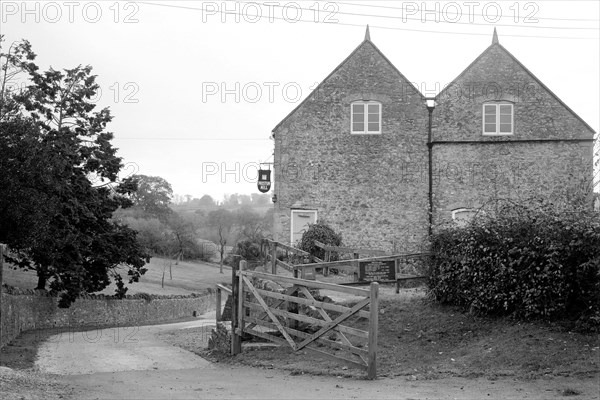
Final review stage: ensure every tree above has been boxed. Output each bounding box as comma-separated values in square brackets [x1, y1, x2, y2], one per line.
[129, 174, 173, 221]
[198, 194, 215, 207]
[239, 194, 252, 206]
[208, 209, 235, 273]
[119, 216, 171, 255]
[251, 193, 270, 206]
[223, 194, 239, 208]
[0, 38, 149, 307]
[167, 213, 199, 263]
[0, 36, 37, 120]
[234, 206, 266, 243]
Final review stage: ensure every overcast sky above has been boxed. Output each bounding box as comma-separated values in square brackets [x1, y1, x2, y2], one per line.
[2, 0, 599, 201]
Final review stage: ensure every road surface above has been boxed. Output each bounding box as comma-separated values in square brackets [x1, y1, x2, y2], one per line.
[34, 312, 599, 400]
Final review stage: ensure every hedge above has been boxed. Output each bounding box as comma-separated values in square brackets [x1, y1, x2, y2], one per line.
[427, 199, 600, 331]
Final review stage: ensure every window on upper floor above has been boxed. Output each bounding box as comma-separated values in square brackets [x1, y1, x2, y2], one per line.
[351, 101, 381, 134]
[483, 103, 513, 135]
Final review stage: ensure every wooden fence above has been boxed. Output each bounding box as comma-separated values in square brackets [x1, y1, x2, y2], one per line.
[263, 239, 323, 276]
[231, 260, 379, 379]
[261, 240, 430, 291]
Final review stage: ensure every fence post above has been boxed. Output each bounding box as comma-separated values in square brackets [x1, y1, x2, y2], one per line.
[237, 260, 246, 351]
[216, 287, 222, 324]
[271, 242, 277, 275]
[367, 282, 379, 380]
[323, 250, 330, 276]
[231, 257, 242, 355]
[395, 258, 400, 294]
[353, 252, 360, 282]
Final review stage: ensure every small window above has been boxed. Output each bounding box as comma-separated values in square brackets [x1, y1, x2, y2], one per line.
[351, 102, 381, 134]
[451, 208, 479, 227]
[483, 103, 513, 135]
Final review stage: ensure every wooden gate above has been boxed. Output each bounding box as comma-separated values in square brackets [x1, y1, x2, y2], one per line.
[231, 261, 379, 379]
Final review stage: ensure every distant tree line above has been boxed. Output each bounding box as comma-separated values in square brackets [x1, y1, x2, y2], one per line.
[172, 193, 271, 209]
[116, 174, 273, 273]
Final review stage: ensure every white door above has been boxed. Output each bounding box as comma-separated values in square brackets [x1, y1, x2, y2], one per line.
[290, 209, 317, 245]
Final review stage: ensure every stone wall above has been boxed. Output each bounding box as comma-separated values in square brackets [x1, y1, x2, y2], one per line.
[431, 42, 595, 224]
[0, 285, 214, 348]
[432, 141, 593, 224]
[273, 39, 430, 253]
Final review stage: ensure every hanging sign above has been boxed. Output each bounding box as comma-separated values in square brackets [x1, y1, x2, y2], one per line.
[257, 169, 271, 193]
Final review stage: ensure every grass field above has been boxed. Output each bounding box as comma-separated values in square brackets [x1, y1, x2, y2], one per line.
[2, 257, 232, 296]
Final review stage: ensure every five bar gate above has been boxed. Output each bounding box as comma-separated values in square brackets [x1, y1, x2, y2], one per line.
[230, 260, 379, 379]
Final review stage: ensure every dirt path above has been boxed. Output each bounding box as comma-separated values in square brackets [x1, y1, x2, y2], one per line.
[35, 319, 215, 375]
[59, 365, 600, 400]
[29, 311, 598, 400]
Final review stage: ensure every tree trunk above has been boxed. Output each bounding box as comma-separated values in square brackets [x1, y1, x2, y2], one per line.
[36, 270, 47, 290]
[219, 249, 224, 274]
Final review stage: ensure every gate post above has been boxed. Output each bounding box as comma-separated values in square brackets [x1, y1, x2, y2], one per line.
[353, 252, 360, 282]
[271, 242, 277, 274]
[367, 282, 379, 380]
[231, 257, 242, 355]
[237, 260, 246, 348]
[216, 286, 222, 324]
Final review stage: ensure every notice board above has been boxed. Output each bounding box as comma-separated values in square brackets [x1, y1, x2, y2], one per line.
[358, 260, 396, 282]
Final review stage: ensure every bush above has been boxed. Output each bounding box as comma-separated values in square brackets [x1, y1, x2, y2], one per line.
[298, 223, 342, 261]
[193, 241, 217, 262]
[233, 240, 262, 261]
[427, 198, 600, 331]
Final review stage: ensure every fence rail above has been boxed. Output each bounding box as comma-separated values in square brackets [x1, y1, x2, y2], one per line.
[260, 240, 430, 291]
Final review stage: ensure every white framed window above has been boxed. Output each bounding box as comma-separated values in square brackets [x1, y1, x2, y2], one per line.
[483, 103, 513, 135]
[451, 208, 480, 227]
[351, 101, 381, 134]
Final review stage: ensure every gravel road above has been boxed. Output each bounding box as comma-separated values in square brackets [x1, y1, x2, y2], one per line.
[29, 311, 599, 400]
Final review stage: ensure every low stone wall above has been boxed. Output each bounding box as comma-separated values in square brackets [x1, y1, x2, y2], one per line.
[0, 285, 214, 348]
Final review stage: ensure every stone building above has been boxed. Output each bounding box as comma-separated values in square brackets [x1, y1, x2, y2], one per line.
[271, 28, 595, 252]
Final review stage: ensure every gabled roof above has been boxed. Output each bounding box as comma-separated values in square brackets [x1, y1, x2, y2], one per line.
[436, 29, 596, 134]
[272, 27, 424, 134]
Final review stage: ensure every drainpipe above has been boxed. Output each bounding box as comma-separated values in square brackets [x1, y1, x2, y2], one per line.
[426, 98, 435, 237]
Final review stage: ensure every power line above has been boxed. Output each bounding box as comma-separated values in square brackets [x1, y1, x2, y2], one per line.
[138, 1, 599, 40]
[233, 0, 599, 30]
[336, 1, 600, 23]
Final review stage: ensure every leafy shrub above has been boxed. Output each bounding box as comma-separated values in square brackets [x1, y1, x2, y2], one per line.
[299, 223, 342, 261]
[428, 198, 600, 331]
[193, 241, 217, 262]
[223, 240, 263, 267]
[233, 240, 262, 261]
